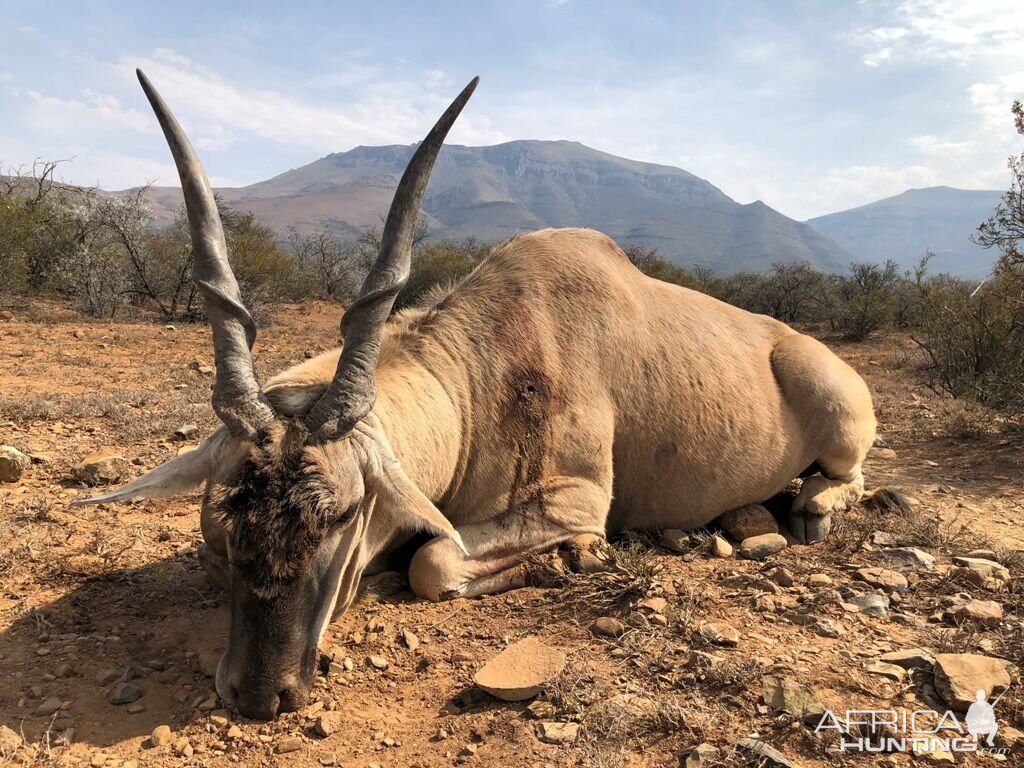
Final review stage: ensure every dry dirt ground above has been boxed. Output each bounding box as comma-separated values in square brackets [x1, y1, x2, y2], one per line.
[0, 302, 1022, 768]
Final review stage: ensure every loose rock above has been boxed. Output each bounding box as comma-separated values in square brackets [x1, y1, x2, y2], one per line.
[0, 724, 22, 754]
[33, 697, 63, 717]
[879, 648, 934, 669]
[173, 424, 198, 441]
[535, 721, 579, 745]
[276, 736, 304, 754]
[711, 535, 732, 558]
[368, 655, 389, 670]
[0, 446, 30, 483]
[315, 713, 342, 738]
[761, 675, 825, 724]
[684, 743, 721, 768]
[590, 617, 628, 638]
[474, 637, 567, 702]
[699, 622, 740, 647]
[149, 725, 172, 748]
[739, 533, 787, 561]
[951, 599, 1003, 627]
[855, 567, 908, 593]
[109, 682, 142, 705]
[72, 449, 130, 486]
[933, 653, 1012, 711]
[864, 661, 905, 682]
[846, 593, 889, 617]
[878, 547, 935, 571]
[735, 737, 796, 768]
[660, 529, 690, 553]
[807, 573, 832, 587]
[401, 628, 420, 652]
[953, 556, 1010, 584]
[638, 596, 667, 614]
[719, 504, 778, 540]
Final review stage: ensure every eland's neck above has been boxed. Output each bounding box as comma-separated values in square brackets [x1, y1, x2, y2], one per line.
[372, 344, 467, 504]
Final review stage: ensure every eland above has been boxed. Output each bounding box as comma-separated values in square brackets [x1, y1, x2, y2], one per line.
[81, 70, 880, 719]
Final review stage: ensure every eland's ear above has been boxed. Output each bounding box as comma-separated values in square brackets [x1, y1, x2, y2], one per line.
[73, 427, 249, 505]
[363, 435, 467, 555]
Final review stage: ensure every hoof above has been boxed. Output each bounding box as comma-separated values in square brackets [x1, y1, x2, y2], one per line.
[788, 512, 831, 545]
[563, 535, 609, 574]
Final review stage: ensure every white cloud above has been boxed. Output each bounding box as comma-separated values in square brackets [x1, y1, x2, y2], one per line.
[23, 88, 153, 135]
[857, 0, 1024, 66]
[113, 50, 508, 152]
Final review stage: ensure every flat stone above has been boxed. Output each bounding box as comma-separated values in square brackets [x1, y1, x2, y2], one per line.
[699, 622, 740, 647]
[768, 567, 794, 587]
[739, 533, 787, 561]
[276, 736, 304, 754]
[590, 617, 628, 638]
[535, 721, 579, 745]
[965, 549, 998, 561]
[807, 573, 832, 587]
[226, 725, 243, 740]
[868, 446, 897, 460]
[90, 753, 109, 768]
[318, 753, 338, 766]
[952, 557, 1010, 582]
[109, 683, 142, 705]
[368, 655, 389, 670]
[855, 567, 908, 593]
[846, 594, 889, 617]
[735, 737, 796, 767]
[474, 637, 567, 702]
[638, 596, 667, 614]
[172, 738, 193, 757]
[314, 712, 342, 738]
[933, 653, 1012, 711]
[660, 529, 690, 553]
[761, 675, 825, 724]
[952, 599, 1003, 626]
[72, 449, 130, 486]
[719, 504, 778, 540]
[95, 668, 119, 686]
[0, 446, 30, 482]
[401, 629, 420, 652]
[877, 547, 935, 571]
[33, 697, 63, 717]
[173, 424, 198, 440]
[684, 743, 721, 768]
[879, 648, 935, 669]
[864, 661, 906, 682]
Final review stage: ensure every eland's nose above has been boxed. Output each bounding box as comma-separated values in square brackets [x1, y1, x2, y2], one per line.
[233, 679, 305, 721]
[236, 689, 282, 721]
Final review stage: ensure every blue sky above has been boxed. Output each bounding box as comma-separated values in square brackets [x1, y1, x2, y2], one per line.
[1, 0, 1022, 219]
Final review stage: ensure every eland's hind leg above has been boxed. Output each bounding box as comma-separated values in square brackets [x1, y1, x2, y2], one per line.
[772, 333, 876, 544]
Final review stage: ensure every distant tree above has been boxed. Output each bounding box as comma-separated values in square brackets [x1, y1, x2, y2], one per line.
[974, 100, 1024, 271]
[288, 229, 363, 302]
[398, 237, 490, 307]
[624, 244, 698, 288]
[829, 260, 900, 341]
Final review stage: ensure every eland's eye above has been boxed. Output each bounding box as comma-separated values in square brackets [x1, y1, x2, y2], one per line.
[338, 500, 361, 526]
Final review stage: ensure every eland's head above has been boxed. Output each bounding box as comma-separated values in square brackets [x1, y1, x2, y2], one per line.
[79, 70, 476, 719]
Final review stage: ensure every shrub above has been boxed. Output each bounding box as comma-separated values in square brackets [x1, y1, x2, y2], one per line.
[828, 261, 900, 341]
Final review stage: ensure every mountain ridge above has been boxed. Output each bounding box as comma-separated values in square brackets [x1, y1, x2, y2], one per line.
[139, 139, 852, 274]
[805, 186, 1004, 277]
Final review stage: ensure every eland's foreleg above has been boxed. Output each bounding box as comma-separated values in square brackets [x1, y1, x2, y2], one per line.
[408, 479, 610, 601]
